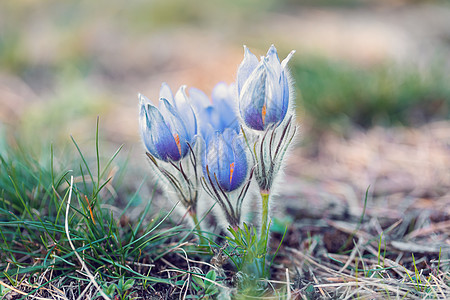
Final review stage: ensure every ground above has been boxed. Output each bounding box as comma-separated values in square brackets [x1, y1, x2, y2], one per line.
[1, 1, 450, 299]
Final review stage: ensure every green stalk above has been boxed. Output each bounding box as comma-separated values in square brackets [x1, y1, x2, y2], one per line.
[260, 192, 270, 241]
[190, 212, 205, 246]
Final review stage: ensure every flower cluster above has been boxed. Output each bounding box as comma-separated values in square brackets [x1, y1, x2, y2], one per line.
[139, 45, 296, 237]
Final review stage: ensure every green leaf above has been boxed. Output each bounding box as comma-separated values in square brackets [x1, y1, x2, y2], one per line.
[104, 284, 116, 295]
[192, 275, 205, 289]
[191, 282, 200, 292]
[205, 285, 218, 295]
[227, 226, 240, 242]
[205, 270, 216, 289]
[0, 284, 11, 296]
[123, 279, 135, 291]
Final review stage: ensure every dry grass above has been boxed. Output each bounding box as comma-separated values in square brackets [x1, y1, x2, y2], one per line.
[2, 122, 450, 299]
[264, 120, 450, 299]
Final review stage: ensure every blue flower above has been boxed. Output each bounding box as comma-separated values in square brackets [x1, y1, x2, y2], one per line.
[202, 128, 248, 192]
[139, 83, 197, 162]
[189, 82, 240, 142]
[237, 45, 295, 131]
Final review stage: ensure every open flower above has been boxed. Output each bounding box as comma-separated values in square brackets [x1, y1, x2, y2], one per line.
[237, 45, 295, 131]
[188, 82, 254, 228]
[139, 84, 197, 162]
[190, 82, 240, 140]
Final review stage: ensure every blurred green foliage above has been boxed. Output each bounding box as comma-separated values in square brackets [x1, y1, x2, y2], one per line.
[292, 56, 450, 131]
[127, 0, 277, 31]
[1, 0, 450, 139]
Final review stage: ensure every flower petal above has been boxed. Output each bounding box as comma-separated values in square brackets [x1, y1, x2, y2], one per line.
[262, 58, 284, 126]
[201, 122, 215, 145]
[159, 98, 190, 157]
[202, 129, 249, 192]
[266, 44, 282, 79]
[189, 87, 211, 112]
[239, 63, 266, 130]
[279, 70, 290, 120]
[230, 134, 248, 191]
[218, 100, 240, 133]
[212, 83, 239, 133]
[205, 134, 219, 182]
[174, 85, 197, 139]
[281, 50, 295, 70]
[203, 106, 221, 134]
[139, 96, 181, 161]
[160, 82, 174, 104]
[211, 82, 229, 101]
[215, 133, 233, 191]
[237, 45, 259, 95]
[139, 95, 160, 159]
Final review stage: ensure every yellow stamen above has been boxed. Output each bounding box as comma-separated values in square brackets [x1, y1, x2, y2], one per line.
[173, 133, 181, 155]
[262, 104, 267, 125]
[229, 162, 235, 184]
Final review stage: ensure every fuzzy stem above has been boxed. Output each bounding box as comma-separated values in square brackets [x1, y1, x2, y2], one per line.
[190, 212, 205, 246]
[260, 191, 270, 241]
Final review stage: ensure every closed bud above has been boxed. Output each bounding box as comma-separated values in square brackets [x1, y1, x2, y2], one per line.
[139, 84, 197, 162]
[237, 45, 295, 131]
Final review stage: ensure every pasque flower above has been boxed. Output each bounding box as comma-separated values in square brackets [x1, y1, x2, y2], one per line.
[139, 83, 197, 162]
[190, 82, 253, 228]
[139, 83, 205, 242]
[190, 82, 240, 139]
[201, 128, 252, 228]
[237, 45, 295, 131]
[193, 82, 248, 192]
[237, 46, 297, 244]
[137, 44, 298, 277]
[203, 129, 248, 192]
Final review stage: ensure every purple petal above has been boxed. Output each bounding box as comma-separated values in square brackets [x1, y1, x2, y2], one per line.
[211, 82, 229, 101]
[266, 44, 282, 80]
[174, 86, 197, 138]
[212, 82, 239, 132]
[205, 135, 220, 184]
[139, 95, 160, 159]
[203, 130, 249, 192]
[239, 63, 266, 130]
[229, 134, 248, 191]
[215, 133, 233, 191]
[263, 59, 284, 126]
[279, 71, 290, 120]
[160, 83, 174, 104]
[189, 87, 211, 112]
[159, 98, 189, 157]
[281, 50, 295, 69]
[237, 45, 259, 95]
[201, 123, 215, 145]
[204, 106, 221, 133]
[139, 97, 181, 161]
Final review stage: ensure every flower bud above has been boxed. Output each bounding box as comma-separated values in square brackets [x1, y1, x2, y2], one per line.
[139, 84, 197, 162]
[237, 45, 295, 131]
[203, 128, 248, 192]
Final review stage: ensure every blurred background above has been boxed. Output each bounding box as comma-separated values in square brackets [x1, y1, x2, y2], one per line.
[1, 0, 450, 217]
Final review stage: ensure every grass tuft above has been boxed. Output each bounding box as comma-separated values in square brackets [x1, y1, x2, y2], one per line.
[0, 124, 189, 298]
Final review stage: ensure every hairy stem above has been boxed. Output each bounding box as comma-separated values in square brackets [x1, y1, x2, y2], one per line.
[260, 191, 270, 241]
